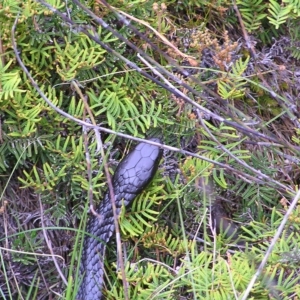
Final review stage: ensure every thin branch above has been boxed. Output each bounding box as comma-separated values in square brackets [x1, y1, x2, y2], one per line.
[72, 81, 129, 299]
[72, 80, 99, 217]
[97, 0, 194, 60]
[196, 110, 289, 192]
[139, 52, 291, 192]
[12, 6, 296, 198]
[232, 0, 300, 127]
[98, 0, 300, 134]
[232, 0, 256, 57]
[38, 195, 68, 286]
[241, 188, 300, 300]
[95, 135, 129, 300]
[38, 0, 299, 150]
[11, 18, 284, 191]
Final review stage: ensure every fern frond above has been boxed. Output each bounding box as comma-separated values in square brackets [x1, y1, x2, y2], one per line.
[54, 34, 106, 81]
[237, 0, 268, 33]
[217, 57, 249, 100]
[0, 65, 25, 100]
[283, 0, 300, 16]
[108, 261, 175, 299]
[89, 82, 165, 135]
[120, 186, 164, 238]
[268, 0, 291, 29]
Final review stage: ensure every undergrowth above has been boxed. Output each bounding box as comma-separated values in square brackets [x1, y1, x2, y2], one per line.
[1, 0, 300, 299]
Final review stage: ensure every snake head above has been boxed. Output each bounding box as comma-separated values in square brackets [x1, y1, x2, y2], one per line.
[112, 138, 162, 200]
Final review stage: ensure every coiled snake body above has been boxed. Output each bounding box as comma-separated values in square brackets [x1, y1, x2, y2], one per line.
[77, 138, 162, 299]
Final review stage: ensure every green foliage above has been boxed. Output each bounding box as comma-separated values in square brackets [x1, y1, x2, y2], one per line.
[288, 24, 300, 59]
[292, 128, 300, 145]
[283, 0, 300, 16]
[0, 61, 25, 100]
[11, 231, 43, 265]
[217, 56, 249, 100]
[107, 229, 300, 299]
[19, 163, 67, 191]
[140, 225, 194, 258]
[1, 0, 300, 299]
[119, 183, 165, 237]
[54, 34, 107, 81]
[237, 0, 300, 33]
[237, 0, 268, 33]
[268, 0, 292, 29]
[236, 0, 300, 43]
[0, 135, 45, 171]
[88, 78, 170, 136]
[109, 260, 176, 299]
[232, 150, 279, 220]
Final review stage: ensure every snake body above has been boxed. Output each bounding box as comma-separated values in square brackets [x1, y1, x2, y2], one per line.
[77, 138, 162, 299]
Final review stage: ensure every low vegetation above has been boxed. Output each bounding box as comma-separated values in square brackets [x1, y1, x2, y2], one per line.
[1, 0, 300, 299]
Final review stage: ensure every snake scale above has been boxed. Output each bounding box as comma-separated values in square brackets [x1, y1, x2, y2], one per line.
[77, 138, 162, 299]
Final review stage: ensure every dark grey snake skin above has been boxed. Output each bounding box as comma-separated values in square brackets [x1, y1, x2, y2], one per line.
[77, 138, 162, 299]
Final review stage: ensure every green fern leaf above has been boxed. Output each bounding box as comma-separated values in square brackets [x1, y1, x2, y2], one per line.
[237, 0, 268, 33]
[283, 0, 300, 16]
[217, 57, 249, 100]
[268, 0, 291, 29]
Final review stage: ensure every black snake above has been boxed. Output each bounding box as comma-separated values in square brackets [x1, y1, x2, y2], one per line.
[77, 138, 162, 299]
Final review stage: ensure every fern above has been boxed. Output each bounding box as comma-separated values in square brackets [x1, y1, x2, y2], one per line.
[217, 56, 249, 100]
[237, 0, 268, 33]
[88, 78, 168, 135]
[119, 192, 160, 237]
[283, 0, 300, 16]
[0, 62, 25, 100]
[0, 136, 41, 171]
[268, 0, 292, 29]
[119, 175, 165, 238]
[18, 163, 67, 192]
[140, 225, 194, 257]
[108, 261, 176, 299]
[178, 245, 298, 299]
[287, 23, 300, 60]
[2, 0, 300, 298]
[290, 45, 300, 60]
[54, 34, 107, 81]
